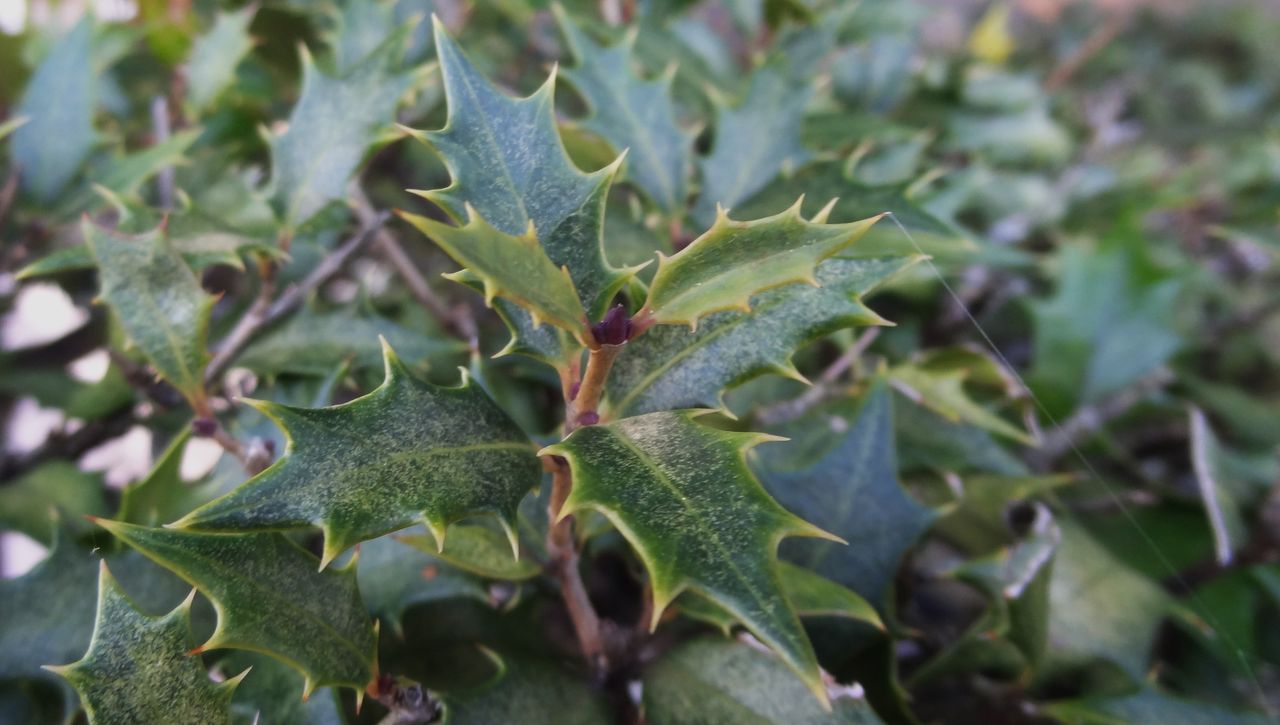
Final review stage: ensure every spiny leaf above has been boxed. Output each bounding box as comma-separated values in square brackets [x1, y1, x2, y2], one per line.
[0, 461, 107, 544]
[400, 208, 589, 340]
[185, 6, 256, 113]
[269, 25, 414, 226]
[11, 18, 96, 204]
[223, 651, 345, 725]
[554, 6, 692, 212]
[641, 202, 882, 329]
[679, 562, 885, 635]
[47, 564, 242, 725]
[753, 383, 937, 604]
[407, 18, 632, 317]
[542, 411, 835, 704]
[608, 256, 915, 416]
[691, 57, 813, 227]
[887, 363, 1035, 446]
[85, 219, 215, 406]
[450, 268, 576, 369]
[399, 524, 540, 581]
[440, 651, 614, 724]
[642, 638, 883, 724]
[94, 520, 378, 695]
[174, 342, 541, 567]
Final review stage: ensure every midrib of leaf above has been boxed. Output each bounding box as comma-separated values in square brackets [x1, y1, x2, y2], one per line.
[652, 252, 819, 316]
[599, 428, 780, 623]
[447, 65, 532, 226]
[611, 291, 796, 414]
[800, 410, 876, 574]
[131, 539, 370, 668]
[136, 279, 199, 389]
[589, 83, 674, 207]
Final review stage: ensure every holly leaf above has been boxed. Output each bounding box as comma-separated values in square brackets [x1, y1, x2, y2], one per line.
[236, 307, 465, 377]
[1042, 686, 1271, 725]
[399, 524, 541, 581]
[185, 6, 256, 113]
[11, 18, 96, 204]
[554, 7, 692, 212]
[174, 342, 541, 567]
[47, 564, 242, 725]
[407, 18, 631, 317]
[93, 521, 378, 695]
[640, 202, 882, 329]
[86, 219, 215, 406]
[887, 362, 1035, 446]
[642, 638, 883, 724]
[691, 59, 813, 226]
[542, 411, 835, 703]
[450, 269, 576, 369]
[357, 528, 488, 637]
[679, 562, 885, 635]
[223, 651, 345, 725]
[608, 255, 914, 416]
[0, 461, 107, 543]
[268, 26, 414, 226]
[753, 383, 936, 605]
[440, 651, 613, 724]
[400, 208, 590, 340]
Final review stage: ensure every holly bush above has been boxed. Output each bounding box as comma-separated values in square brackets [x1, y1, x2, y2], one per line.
[1, 1, 1278, 723]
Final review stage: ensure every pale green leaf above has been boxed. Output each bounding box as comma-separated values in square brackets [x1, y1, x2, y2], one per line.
[174, 342, 540, 568]
[1043, 686, 1271, 725]
[555, 7, 692, 212]
[643, 638, 884, 724]
[85, 219, 215, 404]
[269, 28, 413, 226]
[409, 19, 630, 317]
[641, 203, 882, 328]
[401, 209, 589, 340]
[542, 411, 834, 703]
[399, 524, 540, 581]
[48, 564, 240, 725]
[94, 520, 378, 695]
[11, 18, 96, 204]
[887, 363, 1035, 446]
[186, 6, 257, 112]
[608, 255, 915, 416]
[680, 562, 884, 635]
[753, 383, 936, 604]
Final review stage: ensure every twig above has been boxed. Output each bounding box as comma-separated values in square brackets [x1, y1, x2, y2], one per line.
[1045, 13, 1127, 92]
[1029, 367, 1173, 469]
[566, 344, 622, 431]
[204, 212, 390, 385]
[546, 459, 606, 675]
[755, 328, 881, 426]
[0, 167, 18, 226]
[0, 407, 135, 483]
[350, 186, 475, 346]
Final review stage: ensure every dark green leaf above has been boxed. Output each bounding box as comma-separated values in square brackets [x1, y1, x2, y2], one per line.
[399, 524, 540, 581]
[0, 462, 107, 544]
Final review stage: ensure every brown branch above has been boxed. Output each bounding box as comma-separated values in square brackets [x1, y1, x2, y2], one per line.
[1029, 367, 1173, 470]
[1045, 13, 1127, 92]
[754, 328, 881, 426]
[566, 344, 622, 431]
[204, 212, 390, 386]
[545, 459, 606, 674]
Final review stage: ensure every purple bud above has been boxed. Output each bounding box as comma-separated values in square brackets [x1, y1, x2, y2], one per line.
[591, 304, 633, 346]
[192, 417, 218, 437]
[577, 411, 600, 427]
[263, 439, 277, 456]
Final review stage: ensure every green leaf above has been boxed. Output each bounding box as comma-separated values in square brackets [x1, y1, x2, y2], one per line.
[753, 383, 936, 604]
[642, 638, 884, 724]
[887, 362, 1034, 445]
[680, 562, 884, 634]
[399, 524, 541, 580]
[117, 428, 204, 527]
[401, 208, 590, 340]
[269, 27, 413, 226]
[93, 520, 378, 695]
[1047, 521, 1171, 682]
[1029, 243, 1182, 417]
[11, 18, 96, 204]
[174, 342, 541, 567]
[0, 461, 107, 544]
[185, 6, 257, 112]
[1043, 686, 1271, 725]
[440, 651, 613, 724]
[641, 203, 882, 328]
[450, 269, 576, 369]
[608, 255, 914, 416]
[85, 219, 214, 405]
[236, 307, 464, 377]
[554, 7, 692, 212]
[47, 564, 242, 725]
[691, 59, 812, 226]
[408, 18, 631, 317]
[223, 651, 344, 725]
[357, 527, 488, 637]
[0, 530, 99, 705]
[542, 411, 834, 703]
